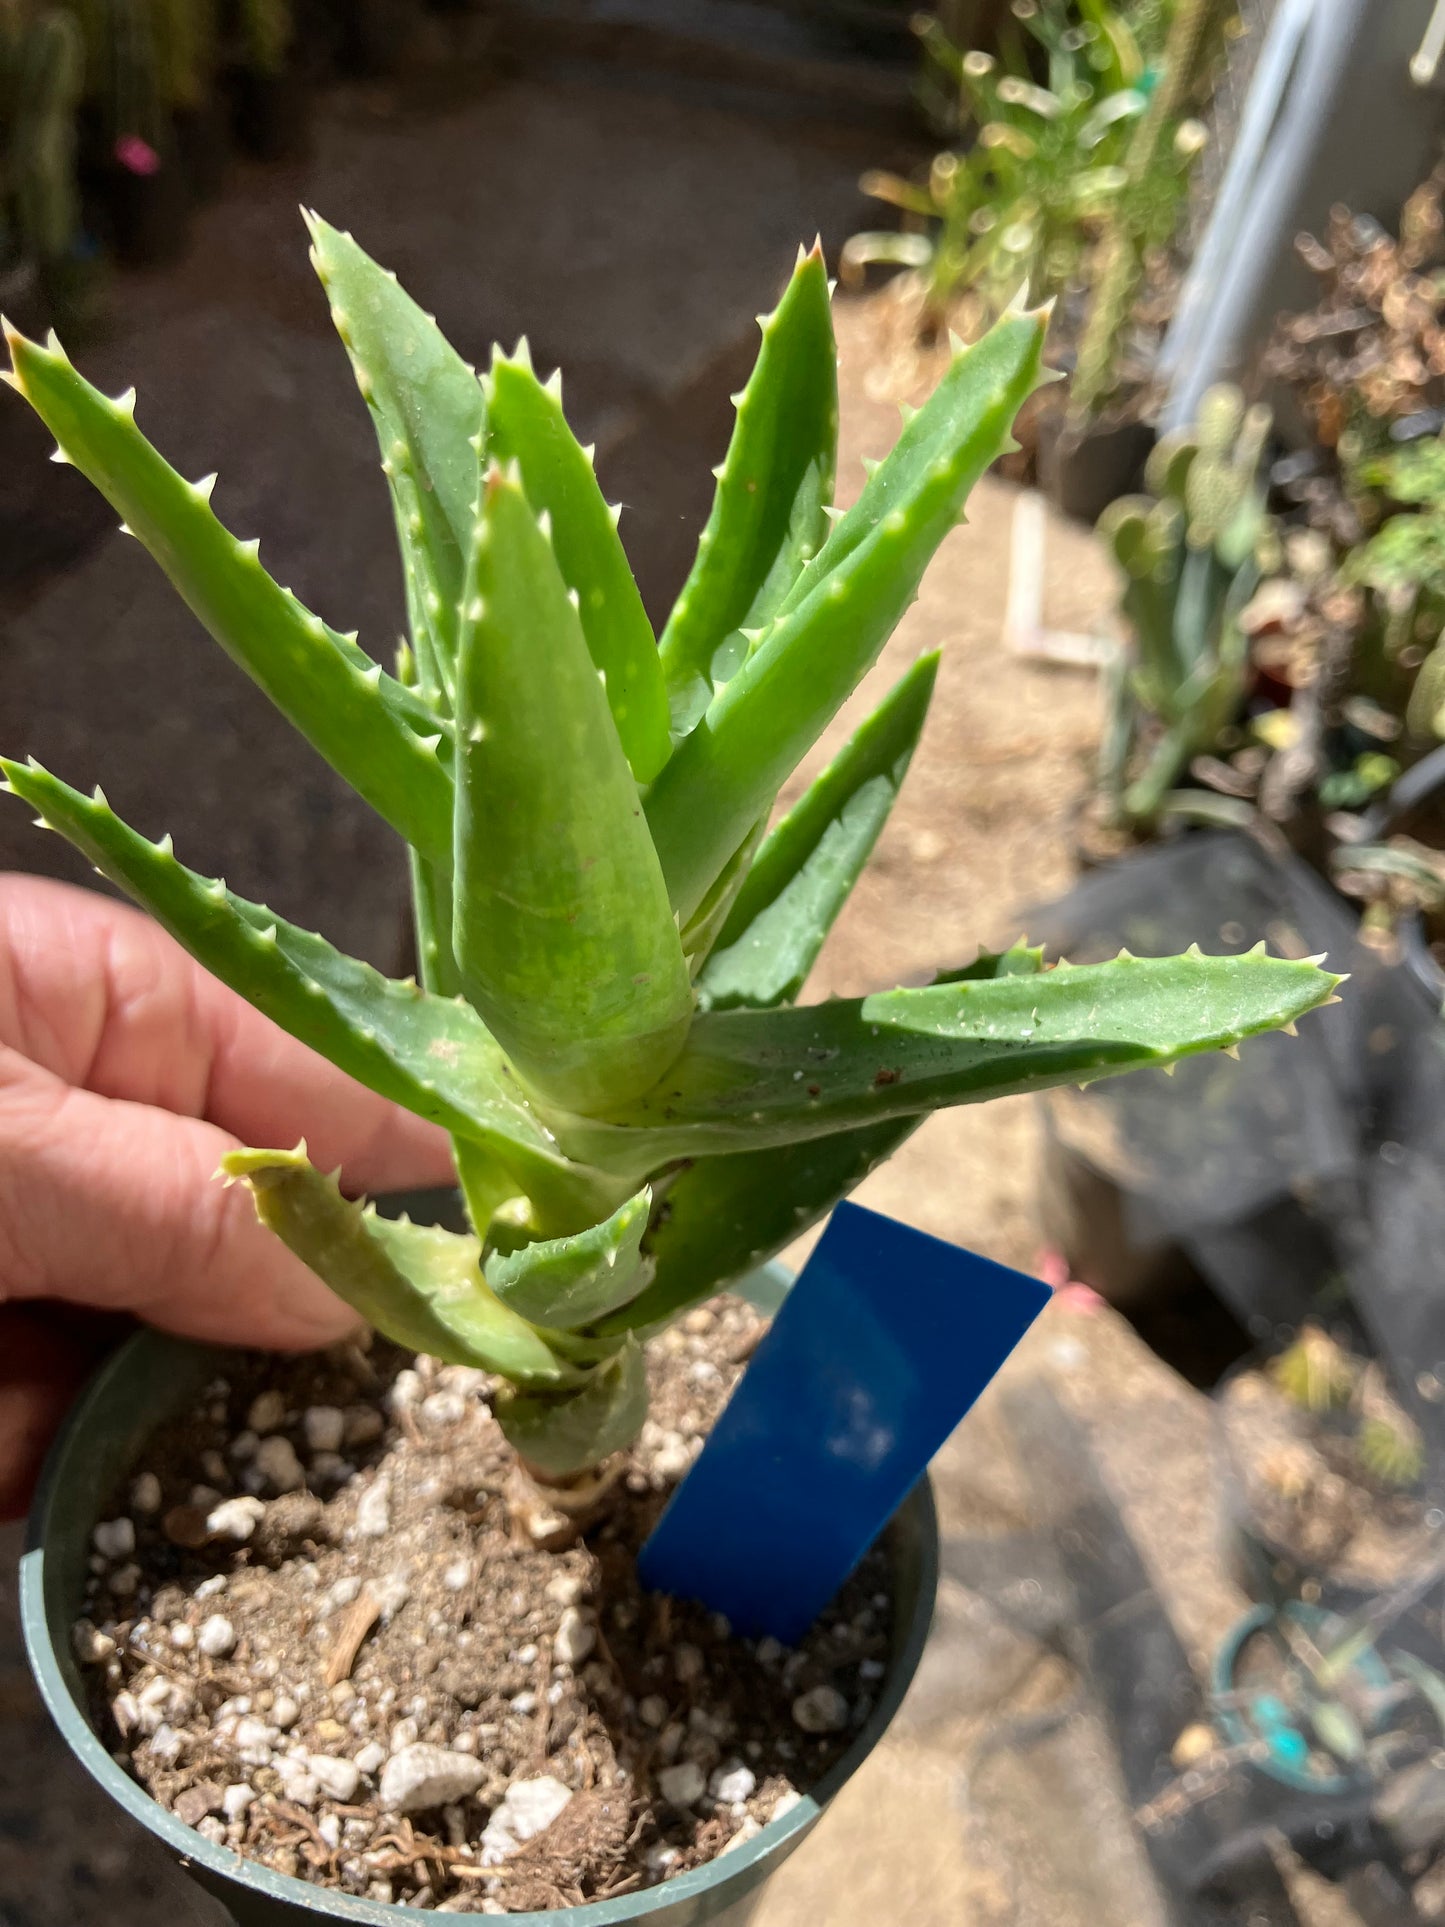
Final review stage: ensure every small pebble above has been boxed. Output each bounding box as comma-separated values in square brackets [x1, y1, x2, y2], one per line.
[420, 1389, 466, 1430]
[645, 1843, 680, 1874]
[321, 1575, 363, 1615]
[273, 1757, 319, 1807]
[710, 1762, 757, 1804]
[221, 1784, 255, 1822]
[271, 1696, 299, 1730]
[206, 1495, 266, 1543]
[792, 1685, 849, 1734]
[682, 1307, 716, 1334]
[770, 1788, 804, 1822]
[200, 1449, 229, 1486]
[196, 1816, 226, 1845]
[309, 1452, 348, 1484]
[148, 1723, 184, 1765]
[130, 1473, 162, 1515]
[652, 1433, 692, 1482]
[72, 1621, 116, 1665]
[197, 1614, 236, 1659]
[109, 1563, 140, 1597]
[755, 1637, 784, 1666]
[354, 1740, 386, 1775]
[544, 1573, 585, 1608]
[373, 1569, 411, 1621]
[343, 1405, 384, 1447]
[246, 1390, 286, 1433]
[513, 1643, 539, 1666]
[441, 1559, 472, 1593]
[92, 1518, 135, 1560]
[554, 1607, 595, 1665]
[253, 1436, 304, 1494]
[170, 1624, 195, 1651]
[379, 1743, 485, 1815]
[479, 1776, 573, 1862]
[303, 1406, 346, 1454]
[638, 1694, 669, 1729]
[387, 1369, 423, 1413]
[310, 1755, 361, 1803]
[355, 1477, 391, 1538]
[720, 1816, 763, 1854]
[228, 1430, 258, 1461]
[389, 1717, 420, 1754]
[657, 1761, 706, 1807]
[510, 1691, 538, 1715]
[673, 1643, 703, 1684]
[317, 1813, 342, 1852]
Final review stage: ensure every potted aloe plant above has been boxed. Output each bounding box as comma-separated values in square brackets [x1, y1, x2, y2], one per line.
[2, 216, 1337, 1923]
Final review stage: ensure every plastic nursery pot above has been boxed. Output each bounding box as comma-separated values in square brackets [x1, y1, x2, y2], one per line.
[1212, 1356, 1445, 1614]
[1210, 1601, 1422, 1796]
[21, 1264, 940, 1927]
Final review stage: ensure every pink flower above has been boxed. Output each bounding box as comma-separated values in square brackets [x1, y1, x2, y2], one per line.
[1035, 1246, 1105, 1312]
[115, 135, 160, 177]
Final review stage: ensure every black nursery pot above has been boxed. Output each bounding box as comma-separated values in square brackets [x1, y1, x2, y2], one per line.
[21, 1278, 939, 1927]
[1037, 412, 1155, 527]
[103, 153, 192, 268]
[229, 69, 312, 163]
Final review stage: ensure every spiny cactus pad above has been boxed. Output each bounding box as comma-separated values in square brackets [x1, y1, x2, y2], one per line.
[1, 222, 1341, 1473]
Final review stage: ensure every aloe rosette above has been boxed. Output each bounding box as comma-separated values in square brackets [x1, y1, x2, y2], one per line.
[0, 217, 1340, 1474]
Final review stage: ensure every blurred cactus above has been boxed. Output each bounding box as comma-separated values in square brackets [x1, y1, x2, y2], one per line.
[151, 0, 217, 112]
[843, 1, 1154, 334]
[237, 0, 291, 75]
[1099, 383, 1277, 824]
[0, 2, 84, 298]
[1070, 0, 1230, 418]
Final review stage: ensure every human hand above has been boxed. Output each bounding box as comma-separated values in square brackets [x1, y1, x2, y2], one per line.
[0, 873, 456, 1518]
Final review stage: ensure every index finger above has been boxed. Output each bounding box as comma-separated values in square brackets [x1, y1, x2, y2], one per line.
[0, 873, 456, 1192]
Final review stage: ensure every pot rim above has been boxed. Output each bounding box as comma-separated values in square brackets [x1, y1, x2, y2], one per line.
[22, 1285, 938, 1924]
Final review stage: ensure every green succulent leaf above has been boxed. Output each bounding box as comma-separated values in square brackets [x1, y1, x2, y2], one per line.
[1, 325, 453, 863]
[305, 215, 489, 715]
[700, 651, 939, 1010]
[483, 347, 670, 783]
[220, 1148, 573, 1386]
[495, 1339, 648, 1476]
[659, 243, 839, 737]
[453, 466, 692, 1114]
[0, 757, 622, 1226]
[486, 1186, 653, 1330]
[607, 1119, 917, 1335]
[546, 947, 1341, 1176]
[604, 940, 1048, 1333]
[646, 308, 1050, 924]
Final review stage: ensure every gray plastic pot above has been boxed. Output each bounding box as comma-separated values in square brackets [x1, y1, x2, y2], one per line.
[21, 1267, 939, 1927]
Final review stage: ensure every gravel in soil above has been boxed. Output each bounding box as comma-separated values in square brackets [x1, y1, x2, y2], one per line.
[73, 1296, 893, 1913]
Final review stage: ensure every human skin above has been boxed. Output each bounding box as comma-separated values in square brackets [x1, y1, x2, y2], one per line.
[0, 874, 455, 1518]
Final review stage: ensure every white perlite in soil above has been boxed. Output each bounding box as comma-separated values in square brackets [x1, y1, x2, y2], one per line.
[74, 1296, 897, 1913]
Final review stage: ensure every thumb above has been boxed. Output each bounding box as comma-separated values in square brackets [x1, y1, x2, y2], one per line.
[0, 1045, 361, 1350]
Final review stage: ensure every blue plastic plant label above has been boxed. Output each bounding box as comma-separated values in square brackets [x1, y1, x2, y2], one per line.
[638, 1200, 1051, 1643]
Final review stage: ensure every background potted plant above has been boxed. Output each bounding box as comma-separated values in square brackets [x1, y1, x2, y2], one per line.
[2, 214, 1337, 1920]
